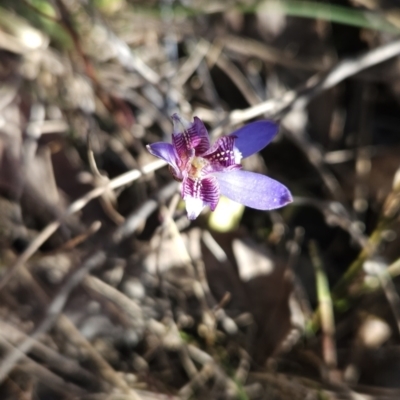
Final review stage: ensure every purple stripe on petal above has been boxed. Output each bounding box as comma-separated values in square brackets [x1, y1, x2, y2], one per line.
[146, 142, 182, 179]
[200, 176, 220, 211]
[230, 121, 279, 159]
[171, 114, 210, 158]
[213, 170, 292, 210]
[202, 136, 242, 171]
[182, 176, 220, 219]
[172, 131, 192, 162]
[191, 117, 210, 155]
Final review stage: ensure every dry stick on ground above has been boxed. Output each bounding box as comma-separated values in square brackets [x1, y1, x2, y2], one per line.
[0, 251, 105, 383]
[292, 197, 368, 249]
[9, 265, 144, 399]
[85, 6, 192, 116]
[353, 85, 373, 221]
[0, 337, 87, 397]
[208, 50, 262, 106]
[122, 197, 228, 383]
[178, 363, 214, 400]
[4, 377, 31, 400]
[133, 197, 202, 381]
[286, 126, 348, 204]
[151, 194, 182, 305]
[88, 4, 193, 117]
[191, 229, 238, 336]
[14, 264, 134, 395]
[87, 131, 125, 225]
[0, 158, 167, 291]
[56, 307, 137, 396]
[219, 35, 330, 72]
[197, 58, 224, 115]
[249, 371, 367, 400]
[172, 39, 211, 88]
[112, 181, 178, 243]
[274, 227, 311, 356]
[234, 348, 251, 386]
[178, 345, 235, 400]
[54, 220, 102, 252]
[89, 12, 161, 86]
[82, 275, 144, 330]
[366, 261, 400, 336]
[309, 185, 400, 332]
[228, 37, 400, 125]
[0, 321, 102, 389]
[78, 391, 180, 400]
[158, 209, 225, 345]
[112, 86, 173, 135]
[0, 183, 178, 394]
[152, 200, 221, 347]
[387, 258, 400, 278]
[330, 183, 400, 303]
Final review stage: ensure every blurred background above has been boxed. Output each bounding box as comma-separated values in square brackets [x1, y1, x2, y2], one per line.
[1, 0, 400, 399]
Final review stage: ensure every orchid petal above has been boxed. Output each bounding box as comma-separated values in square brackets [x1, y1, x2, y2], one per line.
[185, 197, 205, 220]
[213, 170, 292, 210]
[230, 121, 279, 159]
[202, 136, 242, 171]
[191, 117, 211, 154]
[182, 176, 220, 219]
[146, 142, 182, 179]
[147, 114, 291, 220]
[172, 114, 210, 158]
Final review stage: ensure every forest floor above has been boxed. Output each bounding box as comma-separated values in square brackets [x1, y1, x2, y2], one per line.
[1, 0, 400, 399]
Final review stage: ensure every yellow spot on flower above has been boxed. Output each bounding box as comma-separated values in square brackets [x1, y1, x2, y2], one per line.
[189, 156, 208, 179]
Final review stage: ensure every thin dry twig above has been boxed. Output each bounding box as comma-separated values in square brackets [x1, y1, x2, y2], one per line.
[11, 263, 140, 397]
[83, 275, 143, 328]
[180, 345, 238, 400]
[228, 37, 400, 124]
[220, 34, 330, 71]
[365, 260, 400, 336]
[53, 220, 102, 252]
[293, 197, 368, 249]
[87, 132, 125, 225]
[0, 251, 106, 383]
[209, 51, 262, 106]
[112, 181, 178, 243]
[173, 39, 211, 87]
[0, 336, 86, 396]
[0, 320, 102, 389]
[0, 159, 167, 291]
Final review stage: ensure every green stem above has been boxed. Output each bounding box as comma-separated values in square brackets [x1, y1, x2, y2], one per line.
[129, 1, 400, 34]
[273, 1, 399, 34]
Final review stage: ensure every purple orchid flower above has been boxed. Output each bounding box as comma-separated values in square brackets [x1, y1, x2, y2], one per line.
[146, 114, 292, 220]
